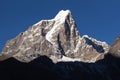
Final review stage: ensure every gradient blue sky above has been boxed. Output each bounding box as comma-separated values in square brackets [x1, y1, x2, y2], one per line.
[0, 0, 120, 52]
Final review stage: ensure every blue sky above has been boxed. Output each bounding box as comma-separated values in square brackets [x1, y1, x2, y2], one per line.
[0, 0, 120, 52]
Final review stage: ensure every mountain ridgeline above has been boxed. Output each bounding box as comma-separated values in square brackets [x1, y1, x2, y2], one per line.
[0, 10, 109, 63]
[0, 10, 120, 80]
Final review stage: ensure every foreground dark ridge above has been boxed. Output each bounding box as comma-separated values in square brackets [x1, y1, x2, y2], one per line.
[0, 53, 120, 80]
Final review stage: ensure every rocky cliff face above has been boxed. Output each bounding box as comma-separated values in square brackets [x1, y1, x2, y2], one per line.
[109, 36, 120, 57]
[0, 10, 109, 63]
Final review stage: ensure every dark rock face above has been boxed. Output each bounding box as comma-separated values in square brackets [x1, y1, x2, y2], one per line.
[84, 37, 105, 53]
[0, 10, 109, 63]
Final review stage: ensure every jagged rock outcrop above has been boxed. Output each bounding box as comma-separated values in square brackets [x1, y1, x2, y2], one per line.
[0, 10, 109, 63]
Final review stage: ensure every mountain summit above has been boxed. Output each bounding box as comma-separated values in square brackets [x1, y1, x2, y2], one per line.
[0, 10, 109, 63]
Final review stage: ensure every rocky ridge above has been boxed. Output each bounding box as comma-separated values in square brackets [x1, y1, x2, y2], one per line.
[0, 10, 109, 63]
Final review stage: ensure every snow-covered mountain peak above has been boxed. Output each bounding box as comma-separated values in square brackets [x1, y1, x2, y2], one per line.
[0, 10, 109, 63]
[54, 10, 71, 20]
[53, 10, 73, 24]
[45, 10, 77, 45]
[33, 10, 71, 26]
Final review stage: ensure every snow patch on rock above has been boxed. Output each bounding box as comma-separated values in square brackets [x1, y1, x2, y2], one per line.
[58, 56, 81, 62]
[45, 10, 71, 45]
